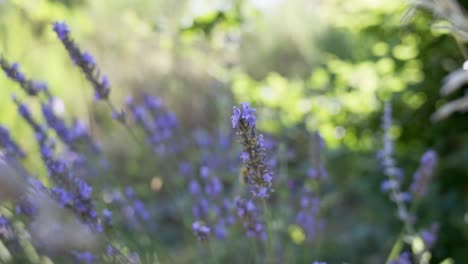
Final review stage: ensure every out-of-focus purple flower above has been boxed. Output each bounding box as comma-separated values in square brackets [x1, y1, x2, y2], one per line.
[296, 195, 323, 241]
[15, 96, 100, 228]
[52, 187, 73, 206]
[16, 200, 38, 216]
[0, 215, 9, 228]
[0, 125, 26, 158]
[308, 131, 327, 180]
[200, 166, 209, 179]
[378, 101, 412, 224]
[133, 200, 151, 222]
[410, 150, 437, 198]
[192, 198, 209, 219]
[126, 94, 180, 155]
[102, 209, 113, 226]
[13, 97, 46, 140]
[204, 177, 222, 197]
[125, 187, 136, 199]
[194, 129, 212, 147]
[53, 21, 110, 100]
[179, 162, 193, 176]
[389, 251, 411, 264]
[53, 21, 69, 40]
[73, 251, 95, 264]
[232, 103, 273, 199]
[192, 221, 211, 241]
[143, 94, 163, 110]
[421, 223, 439, 249]
[76, 178, 92, 199]
[0, 57, 48, 96]
[189, 179, 201, 195]
[234, 197, 267, 240]
[41, 99, 99, 154]
[214, 222, 227, 239]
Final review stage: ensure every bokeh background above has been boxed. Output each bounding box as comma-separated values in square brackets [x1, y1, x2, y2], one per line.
[0, 0, 467, 263]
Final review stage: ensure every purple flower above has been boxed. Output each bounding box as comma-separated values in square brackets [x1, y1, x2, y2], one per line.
[192, 221, 211, 241]
[234, 197, 267, 240]
[53, 21, 70, 40]
[296, 194, 323, 241]
[410, 150, 437, 197]
[232, 103, 274, 199]
[189, 179, 201, 195]
[73, 251, 95, 264]
[214, 222, 227, 239]
[76, 179, 93, 199]
[389, 252, 411, 264]
[204, 176, 223, 197]
[421, 223, 439, 249]
[102, 209, 113, 225]
[52, 187, 73, 206]
[82, 52, 95, 66]
[232, 103, 256, 129]
[126, 94, 180, 154]
[378, 101, 412, 224]
[52, 21, 110, 100]
[133, 200, 151, 222]
[0, 57, 48, 96]
[240, 151, 250, 162]
[0, 215, 9, 228]
[192, 198, 209, 219]
[0, 125, 26, 158]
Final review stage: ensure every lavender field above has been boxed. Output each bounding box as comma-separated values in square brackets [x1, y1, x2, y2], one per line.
[0, 0, 467, 263]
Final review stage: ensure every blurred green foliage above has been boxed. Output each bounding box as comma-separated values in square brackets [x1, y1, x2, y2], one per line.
[0, 0, 468, 263]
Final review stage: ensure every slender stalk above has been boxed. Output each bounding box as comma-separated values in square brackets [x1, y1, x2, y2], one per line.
[262, 199, 273, 263]
[105, 100, 144, 146]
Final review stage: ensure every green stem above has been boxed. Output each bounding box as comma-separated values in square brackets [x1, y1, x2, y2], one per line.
[385, 230, 404, 264]
[384, 196, 421, 263]
[262, 199, 273, 263]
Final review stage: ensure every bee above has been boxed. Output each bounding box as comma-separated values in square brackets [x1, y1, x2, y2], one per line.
[239, 166, 249, 185]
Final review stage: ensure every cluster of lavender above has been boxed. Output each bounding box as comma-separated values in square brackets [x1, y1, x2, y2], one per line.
[101, 187, 152, 231]
[289, 131, 327, 241]
[232, 102, 273, 199]
[0, 126, 25, 159]
[410, 150, 437, 198]
[0, 17, 447, 263]
[0, 21, 145, 263]
[378, 101, 413, 225]
[121, 187, 152, 230]
[296, 193, 322, 241]
[230, 103, 276, 243]
[12, 97, 101, 228]
[379, 100, 440, 263]
[234, 197, 267, 240]
[0, 56, 49, 96]
[53, 22, 109, 100]
[125, 94, 180, 155]
[187, 131, 239, 241]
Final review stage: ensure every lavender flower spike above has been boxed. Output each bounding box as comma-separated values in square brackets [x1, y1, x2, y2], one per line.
[410, 150, 437, 198]
[232, 103, 273, 199]
[0, 125, 26, 158]
[378, 101, 413, 226]
[52, 21, 110, 100]
[0, 56, 48, 96]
